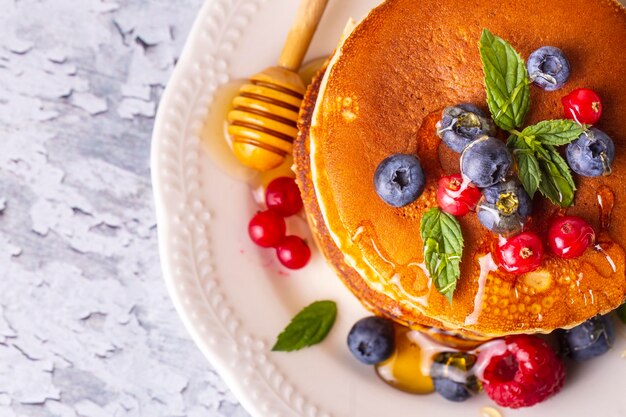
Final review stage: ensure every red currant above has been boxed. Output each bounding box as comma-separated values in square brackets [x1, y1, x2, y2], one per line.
[548, 216, 596, 259]
[248, 210, 286, 248]
[265, 177, 303, 217]
[562, 88, 603, 125]
[436, 174, 482, 216]
[496, 232, 544, 274]
[276, 236, 311, 269]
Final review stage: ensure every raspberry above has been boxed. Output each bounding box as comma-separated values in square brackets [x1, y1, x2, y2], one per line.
[479, 335, 566, 409]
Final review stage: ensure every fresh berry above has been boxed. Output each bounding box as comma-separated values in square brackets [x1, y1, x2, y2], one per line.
[566, 128, 615, 177]
[547, 216, 595, 259]
[562, 88, 603, 125]
[248, 210, 286, 248]
[436, 104, 496, 153]
[526, 46, 571, 91]
[559, 315, 615, 362]
[347, 316, 395, 365]
[374, 154, 426, 207]
[265, 177, 303, 217]
[479, 335, 566, 409]
[460, 136, 512, 188]
[276, 236, 311, 269]
[430, 352, 480, 402]
[496, 232, 544, 274]
[477, 179, 532, 235]
[436, 174, 482, 216]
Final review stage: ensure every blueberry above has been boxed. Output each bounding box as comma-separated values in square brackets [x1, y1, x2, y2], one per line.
[527, 46, 571, 91]
[566, 128, 615, 177]
[430, 352, 480, 402]
[460, 136, 512, 188]
[477, 179, 532, 235]
[347, 316, 395, 365]
[559, 315, 615, 361]
[374, 154, 425, 207]
[436, 104, 496, 153]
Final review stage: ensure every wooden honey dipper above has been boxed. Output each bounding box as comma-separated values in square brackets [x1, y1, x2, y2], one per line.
[227, 0, 330, 172]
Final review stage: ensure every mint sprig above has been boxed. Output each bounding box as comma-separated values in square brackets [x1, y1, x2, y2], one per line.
[481, 29, 587, 208]
[479, 29, 530, 131]
[272, 300, 337, 352]
[420, 208, 464, 302]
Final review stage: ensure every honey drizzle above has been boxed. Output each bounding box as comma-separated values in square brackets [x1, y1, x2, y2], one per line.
[353, 220, 431, 301]
[464, 254, 498, 325]
[390, 273, 430, 307]
[595, 185, 619, 273]
[375, 326, 435, 394]
[597, 185, 615, 230]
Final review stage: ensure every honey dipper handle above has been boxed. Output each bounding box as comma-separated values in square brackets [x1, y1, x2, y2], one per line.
[278, 0, 330, 72]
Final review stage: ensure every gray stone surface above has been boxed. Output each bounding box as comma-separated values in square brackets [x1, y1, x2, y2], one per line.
[0, 1, 249, 416]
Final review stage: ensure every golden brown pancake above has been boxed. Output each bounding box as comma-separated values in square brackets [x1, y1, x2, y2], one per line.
[295, 0, 626, 337]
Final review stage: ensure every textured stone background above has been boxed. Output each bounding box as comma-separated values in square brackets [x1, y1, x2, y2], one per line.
[0, 0, 249, 416]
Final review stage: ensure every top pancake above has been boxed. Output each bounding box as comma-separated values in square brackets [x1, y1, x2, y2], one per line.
[301, 0, 626, 337]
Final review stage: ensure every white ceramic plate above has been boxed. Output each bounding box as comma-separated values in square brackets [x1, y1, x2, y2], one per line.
[151, 1, 626, 416]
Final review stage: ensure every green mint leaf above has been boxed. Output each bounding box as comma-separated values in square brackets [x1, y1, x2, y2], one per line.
[537, 145, 576, 207]
[272, 300, 337, 352]
[479, 29, 530, 131]
[616, 303, 626, 324]
[420, 208, 464, 302]
[509, 135, 542, 197]
[516, 149, 541, 198]
[520, 120, 588, 146]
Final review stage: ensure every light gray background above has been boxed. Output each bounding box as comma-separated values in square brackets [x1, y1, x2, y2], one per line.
[0, 1, 250, 416]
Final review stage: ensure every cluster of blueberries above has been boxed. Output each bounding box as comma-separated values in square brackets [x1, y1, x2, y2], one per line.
[374, 46, 616, 237]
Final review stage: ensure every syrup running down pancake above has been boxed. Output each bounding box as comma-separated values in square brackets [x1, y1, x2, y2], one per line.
[295, 0, 626, 337]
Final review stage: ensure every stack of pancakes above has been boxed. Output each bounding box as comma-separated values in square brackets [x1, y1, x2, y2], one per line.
[294, 0, 626, 338]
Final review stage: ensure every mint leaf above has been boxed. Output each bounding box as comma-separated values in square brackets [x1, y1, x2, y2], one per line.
[517, 150, 541, 198]
[520, 120, 587, 146]
[479, 29, 530, 131]
[420, 208, 464, 302]
[272, 300, 337, 352]
[509, 136, 541, 198]
[616, 303, 626, 324]
[537, 145, 576, 207]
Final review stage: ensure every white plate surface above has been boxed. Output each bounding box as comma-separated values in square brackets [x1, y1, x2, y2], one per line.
[151, 1, 626, 416]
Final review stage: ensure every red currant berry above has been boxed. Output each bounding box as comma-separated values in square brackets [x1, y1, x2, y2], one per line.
[265, 177, 303, 217]
[248, 210, 286, 248]
[436, 174, 482, 216]
[496, 232, 544, 274]
[548, 216, 595, 259]
[276, 236, 311, 269]
[562, 88, 603, 125]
